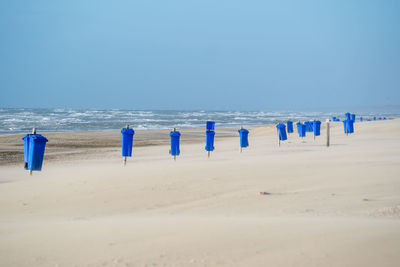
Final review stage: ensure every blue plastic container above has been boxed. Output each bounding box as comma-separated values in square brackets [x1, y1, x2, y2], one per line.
[343, 120, 354, 134]
[170, 131, 181, 156]
[286, 121, 293, 133]
[206, 121, 215, 131]
[360, 117, 363, 122]
[373, 117, 376, 120]
[121, 128, 135, 157]
[297, 122, 306, 137]
[238, 128, 249, 148]
[350, 114, 356, 121]
[313, 120, 321, 136]
[205, 130, 215, 151]
[276, 124, 287, 141]
[332, 116, 337, 121]
[384, 117, 386, 120]
[345, 113, 351, 120]
[347, 119, 354, 133]
[304, 121, 313, 132]
[26, 134, 48, 171]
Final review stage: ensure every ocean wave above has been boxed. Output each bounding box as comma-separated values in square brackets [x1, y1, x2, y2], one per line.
[0, 108, 398, 134]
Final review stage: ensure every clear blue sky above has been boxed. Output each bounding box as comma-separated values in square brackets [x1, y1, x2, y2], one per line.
[0, 0, 399, 110]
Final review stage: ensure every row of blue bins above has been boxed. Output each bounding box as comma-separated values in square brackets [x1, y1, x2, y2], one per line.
[22, 112, 379, 171]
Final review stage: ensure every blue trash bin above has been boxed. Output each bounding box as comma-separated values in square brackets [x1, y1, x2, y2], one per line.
[297, 122, 306, 137]
[276, 124, 287, 141]
[286, 121, 293, 133]
[360, 117, 363, 122]
[343, 120, 354, 134]
[332, 116, 337, 121]
[313, 120, 321, 136]
[121, 128, 135, 157]
[350, 114, 356, 121]
[170, 130, 181, 157]
[345, 113, 351, 120]
[27, 134, 48, 171]
[347, 119, 354, 133]
[206, 130, 215, 151]
[238, 128, 249, 148]
[304, 121, 313, 132]
[373, 117, 376, 120]
[206, 121, 215, 131]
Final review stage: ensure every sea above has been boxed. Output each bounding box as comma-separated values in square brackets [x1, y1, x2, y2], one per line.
[0, 108, 398, 135]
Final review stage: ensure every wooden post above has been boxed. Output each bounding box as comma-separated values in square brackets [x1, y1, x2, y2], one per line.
[326, 121, 330, 147]
[208, 151, 210, 158]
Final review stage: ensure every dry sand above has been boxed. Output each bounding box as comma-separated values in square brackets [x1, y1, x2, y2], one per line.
[0, 120, 400, 266]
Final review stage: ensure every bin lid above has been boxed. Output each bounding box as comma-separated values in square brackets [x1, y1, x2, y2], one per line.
[238, 129, 249, 134]
[170, 131, 181, 137]
[276, 124, 285, 129]
[121, 128, 135, 135]
[206, 121, 215, 130]
[30, 134, 48, 143]
[206, 130, 215, 136]
[22, 134, 31, 141]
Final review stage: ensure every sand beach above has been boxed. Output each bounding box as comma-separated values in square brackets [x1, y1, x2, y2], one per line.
[0, 119, 400, 266]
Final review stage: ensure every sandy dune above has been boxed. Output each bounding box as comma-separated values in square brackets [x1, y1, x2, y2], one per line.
[1, 120, 400, 266]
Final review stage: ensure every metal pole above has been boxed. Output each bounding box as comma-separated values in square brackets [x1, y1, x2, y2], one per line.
[208, 151, 210, 158]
